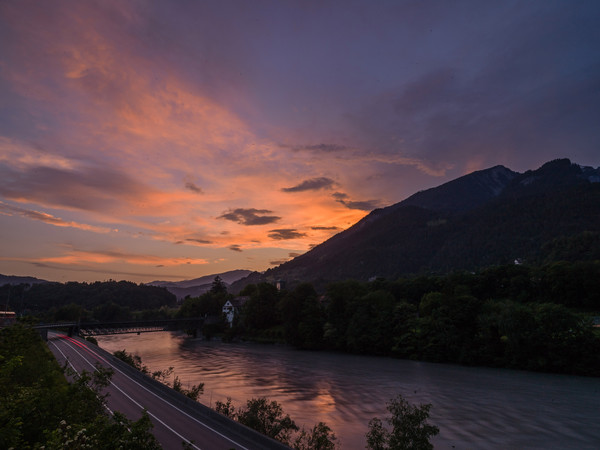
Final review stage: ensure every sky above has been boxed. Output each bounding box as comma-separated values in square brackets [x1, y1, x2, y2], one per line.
[1, 0, 599, 284]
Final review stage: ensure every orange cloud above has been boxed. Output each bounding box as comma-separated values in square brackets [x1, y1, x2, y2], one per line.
[38, 247, 209, 267]
[0, 0, 377, 279]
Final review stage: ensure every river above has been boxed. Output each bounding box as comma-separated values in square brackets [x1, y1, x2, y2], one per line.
[96, 332, 600, 449]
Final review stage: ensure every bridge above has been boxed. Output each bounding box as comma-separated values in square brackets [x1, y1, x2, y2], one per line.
[35, 317, 208, 340]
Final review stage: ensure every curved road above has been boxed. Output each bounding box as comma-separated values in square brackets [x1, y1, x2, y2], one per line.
[47, 331, 289, 450]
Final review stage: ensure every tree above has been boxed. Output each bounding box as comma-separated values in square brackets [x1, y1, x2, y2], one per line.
[214, 397, 236, 419]
[346, 290, 394, 355]
[390, 302, 419, 359]
[172, 376, 204, 401]
[366, 394, 439, 450]
[241, 282, 281, 330]
[214, 397, 337, 449]
[113, 349, 149, 373]
[293, 422, 338, 450]
[210, 276, 228, 295]
[0, 324, 161, 449]
[279, 283, 322, 348]
[236, 397, 298, 445]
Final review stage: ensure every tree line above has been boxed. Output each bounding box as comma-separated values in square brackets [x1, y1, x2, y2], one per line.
[1, 280, 177, 322]
[179, 262, 600, 376]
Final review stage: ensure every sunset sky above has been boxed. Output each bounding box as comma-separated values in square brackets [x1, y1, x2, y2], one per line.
[1, 1, 599, 283]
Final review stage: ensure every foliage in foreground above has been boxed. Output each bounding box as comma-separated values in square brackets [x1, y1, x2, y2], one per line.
[0, 324, 161, 449]
[215, 397, 338, 449]
[366, 394, 439, 450]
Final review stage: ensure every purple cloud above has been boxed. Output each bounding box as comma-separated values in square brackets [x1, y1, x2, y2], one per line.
[0, 162, 149, 213]
[184, 182, 203, 193]
[282, 177, 337, 193]
[332, 192, 379, 211]
[283, 143, 349, 153]
[184, 238, 212, 245]
[268, 229, 306, 240]
[218, 208, 281, 226]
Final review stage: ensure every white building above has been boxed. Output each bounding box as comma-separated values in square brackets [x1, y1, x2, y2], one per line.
[222, 296, 249, 327]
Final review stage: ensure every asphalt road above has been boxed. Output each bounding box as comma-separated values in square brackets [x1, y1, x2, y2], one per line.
[47, 331, 288, 450]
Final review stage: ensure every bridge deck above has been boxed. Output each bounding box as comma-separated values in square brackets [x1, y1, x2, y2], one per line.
[35, 317, 209, 337]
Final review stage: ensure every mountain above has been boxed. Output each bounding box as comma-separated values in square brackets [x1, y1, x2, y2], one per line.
[0, 274, 48, 286]
[232, 159, 600, 292]
[147, 269, 253, 300]
[399, 164, 517, 212]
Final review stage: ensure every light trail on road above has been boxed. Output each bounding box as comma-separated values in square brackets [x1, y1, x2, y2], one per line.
[47, 332, 287, 450]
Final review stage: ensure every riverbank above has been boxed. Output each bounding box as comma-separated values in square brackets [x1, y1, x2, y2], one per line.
[97, 332, 600, 449]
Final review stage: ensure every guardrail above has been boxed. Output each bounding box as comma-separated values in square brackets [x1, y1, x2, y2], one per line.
[86, 337, 290, 450]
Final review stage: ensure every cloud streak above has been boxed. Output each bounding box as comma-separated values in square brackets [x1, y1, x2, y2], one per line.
[38, 247, 209, 267]
[284, 143, 349, 153]
[282, 177, 337, 193]
[332, 193, 380, 211]
[268, 229, 307, 240]
[218, 208, 281, 226]
[185, 182, 203, 194]
[0, 201, 113, 233]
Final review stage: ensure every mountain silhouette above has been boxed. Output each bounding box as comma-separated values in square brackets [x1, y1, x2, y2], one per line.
[233, 159, 600, 292]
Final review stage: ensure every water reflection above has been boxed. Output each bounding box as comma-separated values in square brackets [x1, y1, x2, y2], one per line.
[97, 332, 600, 449]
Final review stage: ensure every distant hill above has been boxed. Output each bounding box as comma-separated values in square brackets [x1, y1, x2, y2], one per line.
[147, 269, 253, 300]
[232, 159, 600, 292]
[0, 274, 48, 286]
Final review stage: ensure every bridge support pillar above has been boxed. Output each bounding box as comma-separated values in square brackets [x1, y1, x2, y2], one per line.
[38, 328, 48, 341]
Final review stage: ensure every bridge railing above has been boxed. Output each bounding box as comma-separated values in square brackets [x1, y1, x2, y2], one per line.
[77, 318, 205, 336]
[35, 317, 210, 338]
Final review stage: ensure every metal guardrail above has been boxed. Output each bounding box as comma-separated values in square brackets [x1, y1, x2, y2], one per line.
[80, 326, 167, 335]
[34, 317, 208, 337]
[34, 322, 77, 329]
[78, 318, 205, 336]
[86, 338, 290, 450]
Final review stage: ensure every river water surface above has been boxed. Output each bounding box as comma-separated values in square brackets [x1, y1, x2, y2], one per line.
[97, 332, 600, 449]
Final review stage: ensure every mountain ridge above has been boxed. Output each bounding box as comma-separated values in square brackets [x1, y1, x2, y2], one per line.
[0, 271, 253, 301]
[0, 274, 49, 286]
[147, 269, 253, 300]
[232, 158, 600, 292]
[398, 164, 517, 212]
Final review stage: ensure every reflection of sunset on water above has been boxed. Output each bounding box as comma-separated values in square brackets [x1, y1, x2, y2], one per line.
[96, 332, 600, 449]
[312, 388, 336, 415]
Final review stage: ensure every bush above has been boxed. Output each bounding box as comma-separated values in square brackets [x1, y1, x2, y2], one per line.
[366, 394, 439, 450]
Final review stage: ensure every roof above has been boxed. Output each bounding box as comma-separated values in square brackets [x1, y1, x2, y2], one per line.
[229, 296, 250, 308]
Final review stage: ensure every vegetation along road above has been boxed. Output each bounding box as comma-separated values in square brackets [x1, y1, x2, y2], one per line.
[47, 331, 288, 450]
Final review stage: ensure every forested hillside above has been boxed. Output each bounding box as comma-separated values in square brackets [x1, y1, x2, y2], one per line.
[243, 159, 600, 289]
[0, 280, 176, 322]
